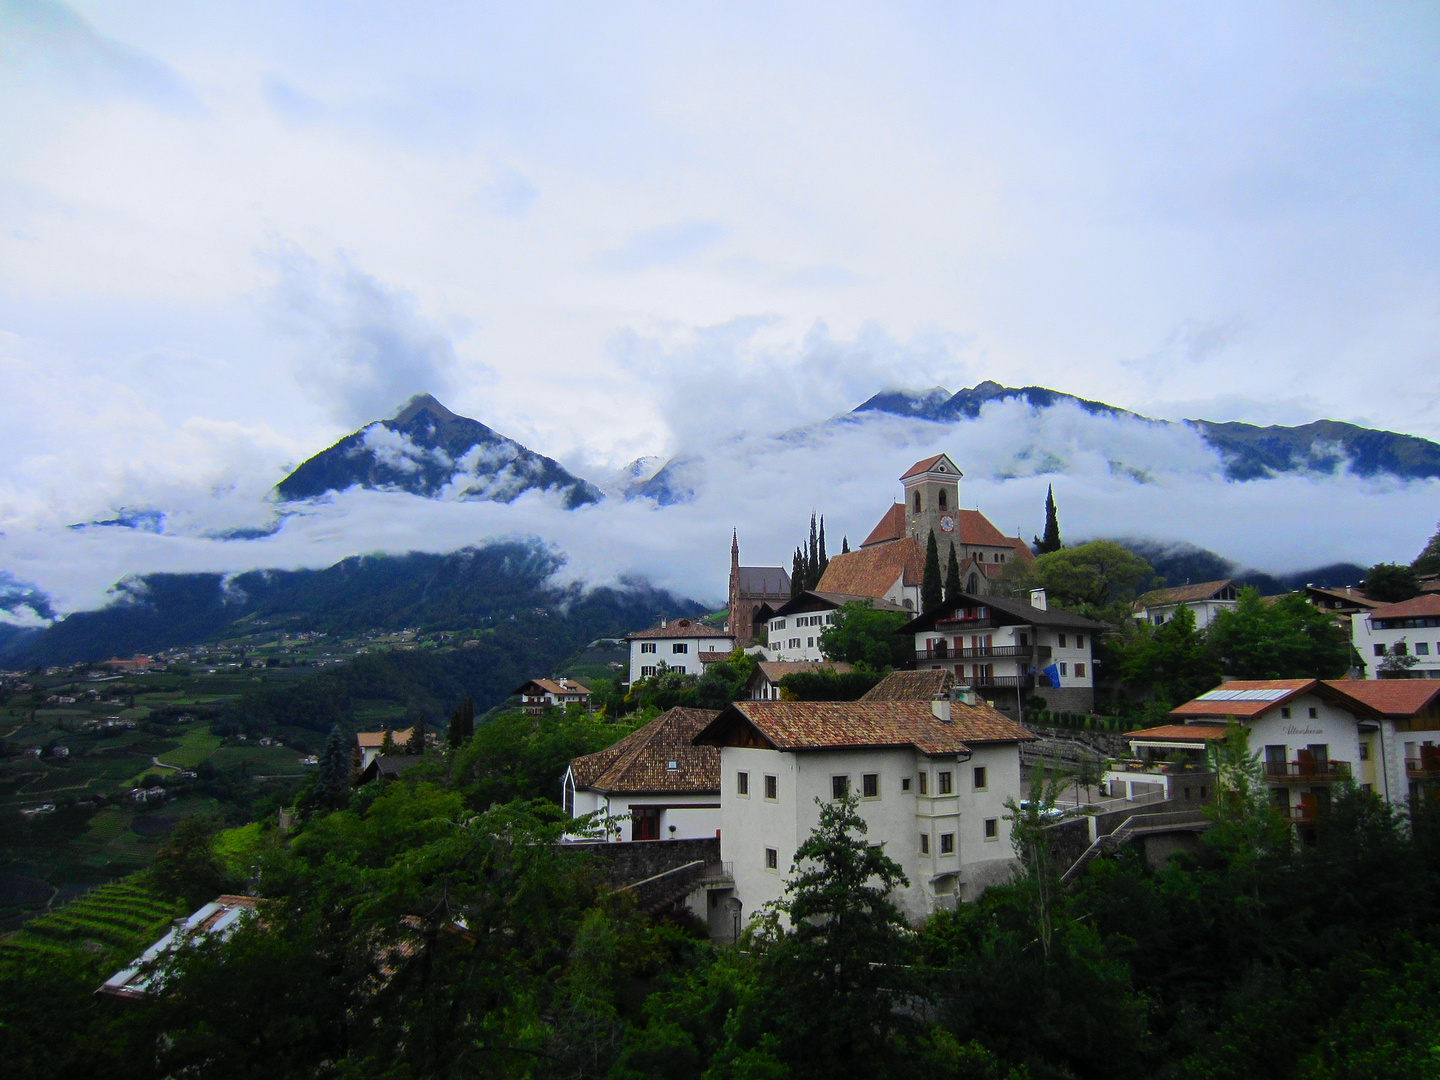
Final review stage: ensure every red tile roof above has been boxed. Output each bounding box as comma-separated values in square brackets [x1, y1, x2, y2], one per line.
[1124, 724, 1231, 742]
[861, 504, 907, 547]
[752, 660, 854, 683]
[695, 699, 1034, 754]
[1135, 579, 1235, 609]
[1323, 679, 1440, 717]
[860, 669, 954, 701]
[357, 727, 413, 748]
[816, 536, 924, 598]
[569, 707, 720, 794]
[900, 454, 959, 479]
[626, 618, 734, 641]
[953, 509, 1012, 548]
[1171, 679, 1386, 720]
[1367, 593, 1440, 620]
[513, 678, 590, 697]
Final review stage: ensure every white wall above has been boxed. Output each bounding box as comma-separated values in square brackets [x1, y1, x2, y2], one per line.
[565, 780, 721, 841]
[766, 611, 835, 663]
[1136, 599, 1237, 629]
[1248, 692, 1405, 808]
[1352, 614, 1440, 680]
[628, 634, 735, 683]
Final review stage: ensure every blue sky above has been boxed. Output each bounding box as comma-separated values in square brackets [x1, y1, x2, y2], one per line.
[0, 2, 1438, 609]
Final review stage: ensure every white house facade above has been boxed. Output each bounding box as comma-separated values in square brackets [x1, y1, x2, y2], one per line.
[625, 618, 736, 685]
[1131, 579, 1239, 629]
[511, 677, 592, 715]
[693, 693, 1033, 927]
[901, 589, 1107, 716]
[1352, 594, 1440, 680]
[564, 707, 722, 841]
[765, 591, 909, 663]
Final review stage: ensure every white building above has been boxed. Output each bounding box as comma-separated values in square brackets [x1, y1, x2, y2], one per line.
[1113, 678, 1440, 820]
[765, 591, 909, 662]
[693, 691, 1034, 926]
[625, 618, 736, 685]
[1131, 579, 1239, 629]
[357, 728, 412, 771]
[511, 677, 592, 714]
[744, 660, 854, 701]
[564, 707, 721, 841]
[1352, 593, 1440, 680]
[901, 589, 1107, 715]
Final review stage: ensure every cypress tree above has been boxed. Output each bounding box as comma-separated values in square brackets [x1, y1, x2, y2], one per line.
[447, 697, 475, 751]
[807, 512, 820, 589]
[922, 530, 944, 614]
[841, 535, 850, 554]
[792, 547, 806, 594]
[944, 543, 963, 605]
[1033, 485, 1062, 554]
[315, 723, 354, 809]
[817, 516, 829, 582]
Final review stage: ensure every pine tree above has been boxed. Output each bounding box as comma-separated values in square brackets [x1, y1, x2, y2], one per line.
[447, 697, 475, 751]
[406, 716, 427, 755]
[922, 530, 944, 614]
[380, 728, 396, 756]
[944, 543, 963, 605]
[315, 723, 354, 809]
[1033, 484, 1062, 554]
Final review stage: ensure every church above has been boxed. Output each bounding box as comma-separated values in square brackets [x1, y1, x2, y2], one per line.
[815, 454, 1032, 610]
[726, 531, 791, 644]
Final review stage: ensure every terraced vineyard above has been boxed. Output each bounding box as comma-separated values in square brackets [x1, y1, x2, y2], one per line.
[0, 878, 180, 967]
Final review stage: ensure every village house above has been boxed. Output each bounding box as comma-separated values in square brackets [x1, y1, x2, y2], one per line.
[744, 660, 854, 701]
[692, 689, 1034, 926]
[1351, 593, 1440, 680]
[511, 677, 592, 715]
[1303, 584, 1380, 619]
[764, 590, 908, 662]
[357, 728, 412, 771]
[625, 618, 735, 685]
[901, 588, 1107, 716]
[1131, 579, 1239, 628]
[1114, 678, 1439, 825]
[816, 454, 1032, 611]
[726, 531, 791, 645]
[564, 707, 721, 841]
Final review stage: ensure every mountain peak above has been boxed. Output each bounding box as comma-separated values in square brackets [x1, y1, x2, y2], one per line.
[392, 393, 458, 426]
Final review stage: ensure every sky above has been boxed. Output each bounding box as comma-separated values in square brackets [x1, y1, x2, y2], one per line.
[1, 1, 1439, 614]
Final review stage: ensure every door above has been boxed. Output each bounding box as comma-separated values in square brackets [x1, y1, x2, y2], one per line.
[1265, 745, 1288, 779]
[631, 806, 662, 841]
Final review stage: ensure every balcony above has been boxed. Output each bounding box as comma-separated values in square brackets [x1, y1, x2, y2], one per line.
[934, 617, 998, 632]
[1405, 756, 1440, 780]
[1289, 804, 1321, 823]
[915, 645, 1051, 662]
[1264, 760, 1352, 783]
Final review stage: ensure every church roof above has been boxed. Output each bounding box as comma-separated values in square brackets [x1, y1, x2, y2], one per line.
[954, 509, 1013, 548]
[861, 504, 907, 547]
[900, 454, 961, 479]
[735, 566, 790, 595]
[815, 536, 924, 599]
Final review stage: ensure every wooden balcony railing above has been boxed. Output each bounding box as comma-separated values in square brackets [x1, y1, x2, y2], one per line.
[1264, 761, 1351, 783]
[914, 645, 1051, 661]
[1288, 804, 1321, 823]
[1405, 758, 1440, 780]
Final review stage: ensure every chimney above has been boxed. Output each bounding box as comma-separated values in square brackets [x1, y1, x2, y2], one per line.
[930, 692, 951, 722]
[951, 684, 977, 707]
[660, 616, 667, 629]
[1030, 588, 1048, 611]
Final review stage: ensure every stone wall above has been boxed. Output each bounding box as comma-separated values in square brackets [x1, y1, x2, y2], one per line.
[561, 837, 722, 888]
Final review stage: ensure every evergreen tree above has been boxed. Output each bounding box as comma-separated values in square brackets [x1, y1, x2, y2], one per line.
[1414, 521, 1440, 576]
[447, 696, 475, 751]
[944, 542, 963, 605]
[379, 728, 396, 756]
[405, 716, 427, 755]
[841, 535, 850, 554]
[817, 516, 829, 582]
[792, 547, 806, 594]
[1033, 483, 1062, 554]
[807, 512, 820, 589]
[922, 530, 944, 614]
[314, 723, 354, 809]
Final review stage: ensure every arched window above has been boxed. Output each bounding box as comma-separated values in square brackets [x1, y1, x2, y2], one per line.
[938, 489, 948, 510]
[902, 598, 914, 610]
[967, 573, 979, 593]
[913, 491, 922, 512]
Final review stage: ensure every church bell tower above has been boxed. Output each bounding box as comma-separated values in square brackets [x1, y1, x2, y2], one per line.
[901, 454, 962, 562]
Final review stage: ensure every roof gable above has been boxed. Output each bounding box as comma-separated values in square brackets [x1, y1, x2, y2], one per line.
[569, 707, 721, 793]
[861, 504, 907, 548]
[860, 668, 954, 701]
[900, 453, 962, 480]
[1135, 579, 1236, 608]
[954, 509, 1012, 548]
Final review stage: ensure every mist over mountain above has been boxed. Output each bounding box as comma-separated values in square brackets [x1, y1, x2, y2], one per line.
[1112, 538, 1368, 597]
[276, 393, 602, 508]
[854, 381, 1440, 483]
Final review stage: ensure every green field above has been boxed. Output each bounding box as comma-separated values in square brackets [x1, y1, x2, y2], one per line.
[154, 727, 223, 769]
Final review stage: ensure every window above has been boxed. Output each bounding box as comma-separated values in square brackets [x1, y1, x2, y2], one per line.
[1058, 662, 1068, 677]
[1018, 632, 1029, 647]
[1058, 633, 1067, 648]
[1281, 707, 1292, 719]
[920, 833, 929, 854]
[807, 637, 814, 648]
[914, 490, 922, 512]
[901, 777, 912, 791]
[862, 773, 880, 799]
[672, 643, 688, 654]
[937, 771, 953, 795]
[1418, 642, 1432, 655]
[1308, 707, 1318, 719]
[765, 847, 778, 870]
[641, 665, 656, 677]
[736, 772, 749, 797]
[832, 775, 850, 799]
[764, 774, 777, 800]
[1076, 634, 1085, 647]
[984, 818, 999, 840]
[938, 489, 948, 510]
[1374, 644, 1386, 656]
[1359, 742, 1371, 761]
[1075, 663, 1085, 678]
[918, 772, 928, 795]
[973, 766, 987, 790]
[640, 642, 656, 653]
[774, 619, 786, 630]
[940, 833, 955, 854]
[666, 760, 677, 771]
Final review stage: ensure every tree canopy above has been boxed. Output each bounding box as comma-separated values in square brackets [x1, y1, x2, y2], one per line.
[1207, 587, 1354, 680]
[1026, 539, 1157, 623]
[818, 600, 912, 669]
[1364, 561, 1421, 603]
